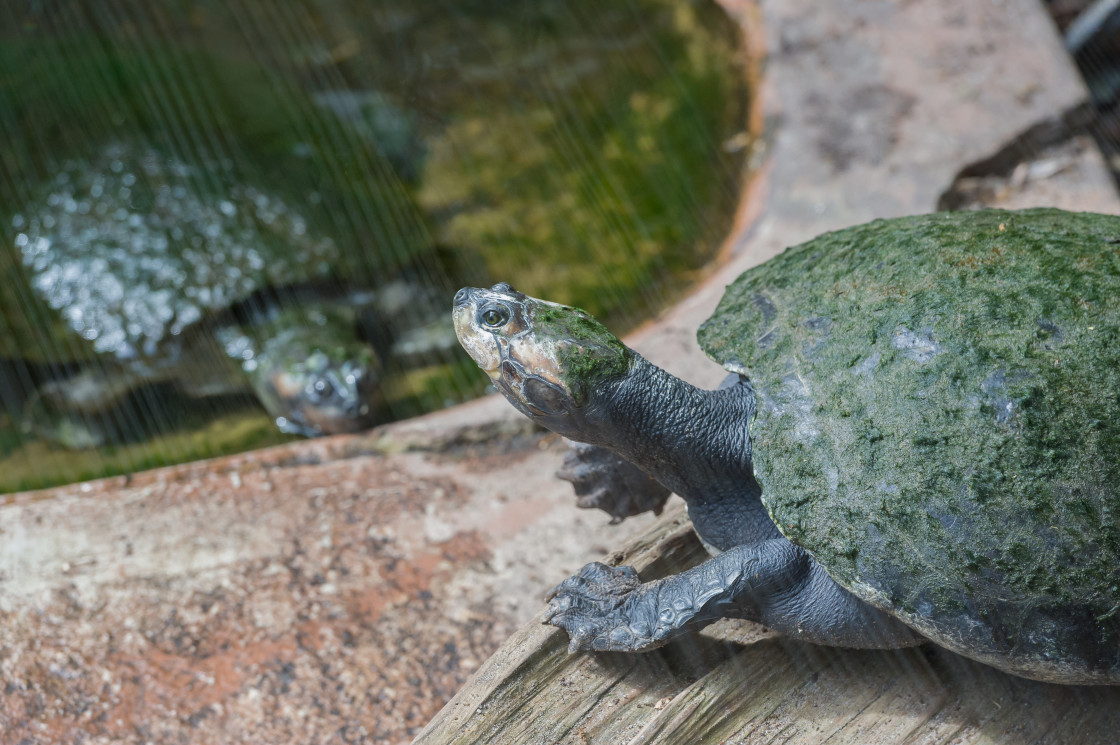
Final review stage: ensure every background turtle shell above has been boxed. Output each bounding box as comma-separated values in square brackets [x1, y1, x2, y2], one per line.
[13, 142, 342, 364]
[697, 208, 1120, 683]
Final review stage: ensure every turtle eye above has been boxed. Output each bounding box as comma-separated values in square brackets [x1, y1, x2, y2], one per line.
[309, 377, 336, 402]
[480, 304, 510, 329]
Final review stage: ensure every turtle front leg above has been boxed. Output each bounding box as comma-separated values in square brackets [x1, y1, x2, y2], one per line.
[546, 540, 922, 652]
[556, 442, 672, 523]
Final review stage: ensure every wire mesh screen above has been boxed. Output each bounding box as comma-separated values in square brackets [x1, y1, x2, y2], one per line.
[0, 0, 747, 491]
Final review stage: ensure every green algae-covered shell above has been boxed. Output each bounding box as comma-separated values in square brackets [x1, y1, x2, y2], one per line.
[697, 208, 1120, 683]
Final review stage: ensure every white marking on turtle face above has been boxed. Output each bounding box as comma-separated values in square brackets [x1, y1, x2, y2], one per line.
[452, 287, 575, 399]
[453, 304, 502, 380]
[272, 370, 306, 398]
[506, 334, 567, 391]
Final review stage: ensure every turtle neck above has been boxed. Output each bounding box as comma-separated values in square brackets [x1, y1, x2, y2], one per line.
[584, 354, 781, 550]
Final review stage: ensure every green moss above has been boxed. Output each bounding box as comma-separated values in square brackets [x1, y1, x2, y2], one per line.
[698, 209, 1120, 659]
[415, 0, 745, 331]
[531, 303, 632, 402]
[0, 405, 290, 494]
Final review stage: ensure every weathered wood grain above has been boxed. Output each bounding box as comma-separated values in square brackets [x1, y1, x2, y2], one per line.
[413, 505, 1120, 745]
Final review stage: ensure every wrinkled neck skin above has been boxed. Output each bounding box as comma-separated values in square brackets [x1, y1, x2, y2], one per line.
[578, 355, 780, 550]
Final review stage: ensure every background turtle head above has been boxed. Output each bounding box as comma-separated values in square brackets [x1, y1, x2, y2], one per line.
[453, 283, 633, 436]
[240, 307, 382, 437]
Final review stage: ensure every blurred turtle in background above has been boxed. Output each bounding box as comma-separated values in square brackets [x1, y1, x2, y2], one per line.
[10, 141, 449, 447]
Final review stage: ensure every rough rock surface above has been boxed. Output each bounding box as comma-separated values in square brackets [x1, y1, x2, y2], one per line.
[0, 418, 663, 744]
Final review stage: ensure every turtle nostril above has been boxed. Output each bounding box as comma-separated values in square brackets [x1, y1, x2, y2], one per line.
[454, 288, 470, 306]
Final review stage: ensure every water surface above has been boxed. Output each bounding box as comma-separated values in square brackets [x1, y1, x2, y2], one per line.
[0, 0, 747, 491]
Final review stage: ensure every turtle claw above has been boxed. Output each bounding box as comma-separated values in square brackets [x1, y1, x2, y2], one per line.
[557, 442, 671, 522]
[543, 592, 572, 623]
[568, 628, 594, 654]
[543, 561, 663, 653]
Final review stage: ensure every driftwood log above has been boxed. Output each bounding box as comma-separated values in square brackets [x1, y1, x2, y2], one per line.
[414, 505, 1120, 744]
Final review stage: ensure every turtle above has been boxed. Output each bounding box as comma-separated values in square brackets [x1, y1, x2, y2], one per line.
[9, 141, 401, 446]
[453, 207, 1120, 685]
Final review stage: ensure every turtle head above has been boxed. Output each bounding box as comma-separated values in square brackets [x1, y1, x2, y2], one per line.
[246, 308, 382, 437]
[453, 283, 633, 437]
[268, 347, 380, 436]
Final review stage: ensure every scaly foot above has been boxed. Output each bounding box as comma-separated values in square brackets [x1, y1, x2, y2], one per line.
[556, 442, 671, 523]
